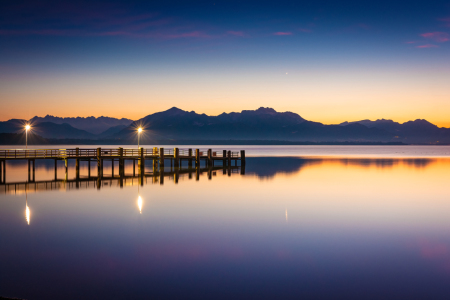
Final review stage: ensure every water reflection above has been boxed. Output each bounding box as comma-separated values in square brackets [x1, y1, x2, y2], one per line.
[25, 192, 30, 225]
[1, 155, 450, 299]
[137, 195, 143, 214]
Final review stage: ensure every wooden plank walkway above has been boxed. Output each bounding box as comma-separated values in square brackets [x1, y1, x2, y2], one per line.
[0, 147, 245, 184]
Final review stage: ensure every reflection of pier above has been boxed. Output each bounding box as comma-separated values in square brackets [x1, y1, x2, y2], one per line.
[0, 165, 244, 194]
[0, 147, 245, 184]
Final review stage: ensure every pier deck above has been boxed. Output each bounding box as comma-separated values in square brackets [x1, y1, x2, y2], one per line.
[0, 147, 245, 184]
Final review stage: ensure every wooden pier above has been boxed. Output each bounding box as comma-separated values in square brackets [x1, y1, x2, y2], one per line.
[0, 147, 245, 184]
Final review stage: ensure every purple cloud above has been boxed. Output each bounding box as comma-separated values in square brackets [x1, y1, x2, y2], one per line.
[420, 32, 449, 42]
[273, 32, 292, 36]
[416, 44, 438, 48]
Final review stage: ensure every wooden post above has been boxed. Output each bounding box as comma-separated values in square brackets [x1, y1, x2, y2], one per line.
[139, 147, 145, 175]
[196, 167, 200, 181]
[195, 149, 200, 167]
[75, 158, 80, 179]
[174, 147, 179, 168]
[188, 149, 193, 168]
[133, 159, 136, 176]
[76, 147, 79, 157]
[208, 168, 212, 180]
[207, 149, 212, 167]
[119, 147, 124, 177]
[28, 159, 31, 181]
[111, 159, 114, 177]
[153, 147, 158, 171]
[88, 160, 91, 178]
[97, 147, 103, 178]
[3, 160, 6, 183]
[240, 164, 246, 175]
[227, 150, 231, 168]
[240, 150, 246, 166]
[53, 159, 58, 180]
[160, 147, 165, 168]
[223, 150, 227, 167]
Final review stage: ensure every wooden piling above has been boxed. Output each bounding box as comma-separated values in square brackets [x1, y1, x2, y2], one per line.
[75, 158, 80, 179]
[139, 147, 145, 175]
[174, 147, 179, 168]
[97, 147, 103, 178]
[188, 149, 193, 168]
[119, 147, 124, 177]
[223, 150, 227, 167]
[160, 147, 165, 168]
[240, 150, 246, 166]
[207, 149, 212, 167]
[195, 149, 200, 167]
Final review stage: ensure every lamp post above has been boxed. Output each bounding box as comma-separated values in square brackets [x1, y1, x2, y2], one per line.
[137, 127, 143, 149]
[25, 125, 31, 150]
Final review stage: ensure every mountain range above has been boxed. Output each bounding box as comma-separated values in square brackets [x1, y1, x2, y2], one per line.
[0, 107, 449, 144]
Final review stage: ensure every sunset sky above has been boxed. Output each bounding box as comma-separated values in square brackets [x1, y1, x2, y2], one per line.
[1, 0, 449, 126]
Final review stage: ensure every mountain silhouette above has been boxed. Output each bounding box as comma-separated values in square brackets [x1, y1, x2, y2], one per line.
[1, 107, 450, 144]
[30, 115, 133, 134]
[115, 107, 390, 142]
[341, 119, 450, 143]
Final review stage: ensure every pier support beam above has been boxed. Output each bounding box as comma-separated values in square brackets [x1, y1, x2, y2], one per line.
[240, 150, 246, 167]
[119, 148, 124, 177]
[54, 159, 57, 180]
[207, 149, 212, 167]
[75, 159, 80, 179]
[88, 160, 91, 178]
[0, 160, 5, 183]
[174, 147, 179, 168]
[223, 150, 227, 167]
[195, 149, 200, 167]
[97, 147, 103, 178]
[139, 147, 145, 175]
[160, 147, 165, 169]
[188, 149, 193, 168]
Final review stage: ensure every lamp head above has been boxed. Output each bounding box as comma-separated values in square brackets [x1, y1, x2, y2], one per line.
[138, 127, 143, 133]
[25, 125, 31, 131]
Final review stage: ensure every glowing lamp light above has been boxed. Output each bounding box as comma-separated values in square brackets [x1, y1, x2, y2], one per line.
[137, 127, 143, 148]
[25, 124, 31, 149]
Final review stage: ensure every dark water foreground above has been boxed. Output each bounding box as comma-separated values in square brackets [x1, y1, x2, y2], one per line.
[1, 156, 450, 299]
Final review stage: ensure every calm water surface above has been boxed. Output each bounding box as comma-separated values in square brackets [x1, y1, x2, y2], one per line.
[1, 146, 450, 299]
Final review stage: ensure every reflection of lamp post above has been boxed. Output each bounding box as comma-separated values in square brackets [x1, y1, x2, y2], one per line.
[25, 125, 31, 149]
[25, 189, 30, 225]
[137, 127, 143, 149]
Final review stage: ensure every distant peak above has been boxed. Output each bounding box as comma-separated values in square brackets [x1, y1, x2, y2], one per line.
[256, 107, 277, 113]
[242, 107, 278, 114]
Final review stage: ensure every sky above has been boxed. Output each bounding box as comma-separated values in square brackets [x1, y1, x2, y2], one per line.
[0, 0, 449, 126]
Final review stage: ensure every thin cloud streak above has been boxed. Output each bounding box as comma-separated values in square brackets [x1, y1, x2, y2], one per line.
[273, 32, 292, 36]
[420, 32, 449, 42]
[416, 44, 438, 48]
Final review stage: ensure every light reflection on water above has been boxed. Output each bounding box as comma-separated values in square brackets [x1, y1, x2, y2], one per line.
[1, 152, 450, 299]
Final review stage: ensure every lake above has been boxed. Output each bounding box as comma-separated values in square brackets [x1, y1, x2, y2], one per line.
[1, 145, 450, 299]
